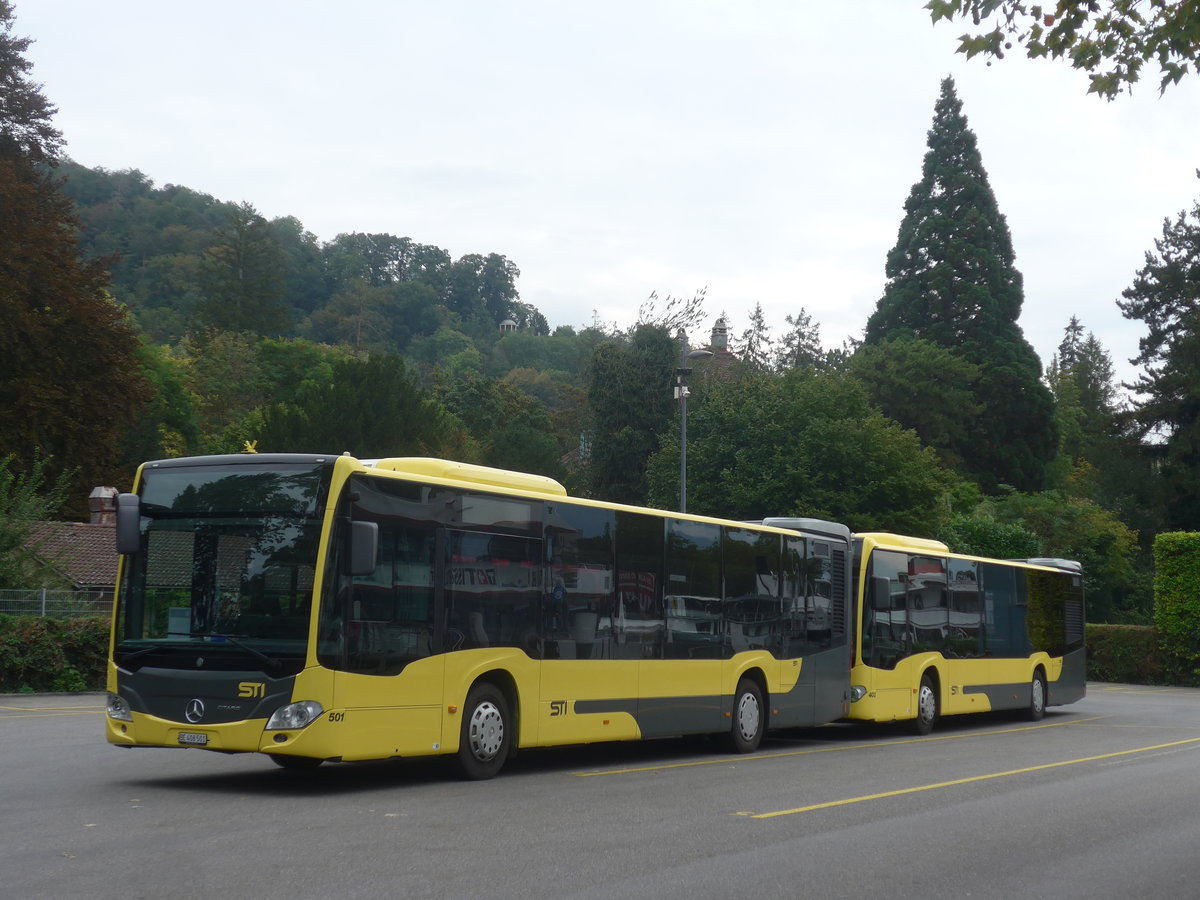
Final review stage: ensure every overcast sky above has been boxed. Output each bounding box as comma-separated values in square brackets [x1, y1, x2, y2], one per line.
[17, 1, 1200, 388]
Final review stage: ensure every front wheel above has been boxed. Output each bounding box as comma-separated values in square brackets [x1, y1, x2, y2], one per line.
[1026, 671, 1047, 721]
[912, 673, 938, 736]
[458, 683, 511, 780]
[728, 678, 765, 753]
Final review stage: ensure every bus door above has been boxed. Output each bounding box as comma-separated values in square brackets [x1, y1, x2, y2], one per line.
[539, 504, 639, 744]
[323, 476, 447, 761]
[637, 519, 724, 737]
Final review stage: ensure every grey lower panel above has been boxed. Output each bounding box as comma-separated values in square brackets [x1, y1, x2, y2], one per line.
[963, 682, 1030, 711]
[961, 649, 1088, 711]
[1049, 648, 1087, 707]
[574, 648, 851, 738]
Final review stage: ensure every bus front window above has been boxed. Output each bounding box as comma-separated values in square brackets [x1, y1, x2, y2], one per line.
[114, 461, 332, 675]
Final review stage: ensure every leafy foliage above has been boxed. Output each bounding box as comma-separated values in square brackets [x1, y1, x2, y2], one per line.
[259, 354, 467, 459]
[0, 614, 107, 692]
[1118, 186, 1200, 529]
[928, 1, 1200, 99]
[646, 367, 964, 533]
[1086, 624, 1163, 684]
[1152, 532, 1200, 683]
[864, 77, 1056, 493]
[0, 5, 151, 511]
[979, 490, 1145, 622]
[849, 336, 982, 468]
[938, 514, 1039, 558]
[584, 325, 679, 504]
[0, 455, 70, 589]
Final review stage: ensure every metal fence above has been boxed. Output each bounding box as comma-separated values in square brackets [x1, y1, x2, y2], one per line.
[0, 589, 113, 619]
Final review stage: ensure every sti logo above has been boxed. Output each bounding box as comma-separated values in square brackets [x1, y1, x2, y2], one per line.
[237, 682, 265, 699]
[549, 700, 567, 717]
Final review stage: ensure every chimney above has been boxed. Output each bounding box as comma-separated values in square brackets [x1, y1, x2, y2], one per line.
[711, 317, 729, 352]
[89, 486, 118, 526]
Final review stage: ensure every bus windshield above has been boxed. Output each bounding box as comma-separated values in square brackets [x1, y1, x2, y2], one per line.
[113, 461, 332, 674]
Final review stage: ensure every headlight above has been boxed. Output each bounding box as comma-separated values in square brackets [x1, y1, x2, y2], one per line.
[266, 701, 324, 730]
[107, 693, 133, 722]
[850, 685, 867, 703]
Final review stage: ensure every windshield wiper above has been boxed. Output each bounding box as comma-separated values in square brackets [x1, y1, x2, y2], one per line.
[116, 634, 283, 672]
[187, 633, 283, 672]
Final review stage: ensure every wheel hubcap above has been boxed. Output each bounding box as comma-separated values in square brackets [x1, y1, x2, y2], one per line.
[918, 685, 936, 723]
[736, 691, 761, 741]
[1033, 679, 1045, 714]
[468, 701, 504, 761]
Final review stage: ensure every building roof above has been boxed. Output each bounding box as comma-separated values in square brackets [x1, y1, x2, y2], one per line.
[28, 522, 120, 589]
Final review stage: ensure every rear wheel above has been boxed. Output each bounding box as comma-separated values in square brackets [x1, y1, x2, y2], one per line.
[913, 673, 938, 736]
[458, 683, 511, 780]
[728, 678, 765, 753]
[1027, 671, 1047, 721]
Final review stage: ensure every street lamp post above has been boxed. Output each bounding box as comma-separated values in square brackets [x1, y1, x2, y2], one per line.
[676, 345, 713, 513]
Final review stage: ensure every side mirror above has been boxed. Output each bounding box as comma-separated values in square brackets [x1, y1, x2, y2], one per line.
[870, 576, 892, 612]
[346, 520, 379, 577]
[115, 493, 142, 555]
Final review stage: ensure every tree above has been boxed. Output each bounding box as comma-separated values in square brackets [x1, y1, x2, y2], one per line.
[928, 1, 1200, 99]
[864, 77, 1057, 493]
[259, 354, 467, 459]
[193, 201, 287, 335]
[0, 1, 59, 163]
[645, 367, 966, 533]
[0, 454, 70, 589]
[0, 3, 151, 510]
[1117, 187, 1200, 529]
[774, 308, 824, 372]
[848, 336, 982, 466]
[436, 374, 566, 480]
[980, 490, 1146, 623]
[732, 303, 775, 369]
[583, 325, 678, 504]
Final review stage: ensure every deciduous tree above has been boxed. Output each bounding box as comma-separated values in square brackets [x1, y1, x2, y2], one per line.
[0, 3, 151, 509]
[928, 0, 1200, 99]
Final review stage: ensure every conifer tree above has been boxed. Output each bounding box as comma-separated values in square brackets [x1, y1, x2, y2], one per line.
[1118, 189, 1200, 529]
[864, 76, 1056, 493]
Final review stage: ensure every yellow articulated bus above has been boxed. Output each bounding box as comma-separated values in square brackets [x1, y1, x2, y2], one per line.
[105, 453, 856, 778]
[845, 531, 1087, 734]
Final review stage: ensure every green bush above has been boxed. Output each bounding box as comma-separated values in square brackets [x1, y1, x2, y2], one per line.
[0, 615, 108, 693]
[1086, 624, 1163, 684]
[1153, 532, 1200, 685]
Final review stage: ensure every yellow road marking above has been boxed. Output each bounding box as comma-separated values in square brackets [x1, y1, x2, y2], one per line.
[0, 710, 105, 719]
[0, 704, 103, 711]
[746, 736, 1200, 818]
[573, 716, 1108, 777]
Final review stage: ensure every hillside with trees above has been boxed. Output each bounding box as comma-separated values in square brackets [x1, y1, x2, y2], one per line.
[3, 2, 1195, 625]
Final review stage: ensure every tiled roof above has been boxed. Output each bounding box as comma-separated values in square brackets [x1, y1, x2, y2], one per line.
[27, 522, 120, 589]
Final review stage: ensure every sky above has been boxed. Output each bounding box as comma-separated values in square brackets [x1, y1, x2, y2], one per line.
[16, 1, 1200, 389]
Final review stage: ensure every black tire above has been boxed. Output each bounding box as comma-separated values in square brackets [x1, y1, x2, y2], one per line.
[458, 683, 511, 780]
[1026, 671, 1047, 721]
[913, 673, 938, 736]
[269, 754, 323, 771]
[728, 677, 765, 753]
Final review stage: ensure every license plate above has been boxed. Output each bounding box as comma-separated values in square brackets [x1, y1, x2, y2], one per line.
[178, 731, 208, 746]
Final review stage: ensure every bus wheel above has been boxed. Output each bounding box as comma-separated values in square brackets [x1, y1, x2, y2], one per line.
[269, 754, 323, 771]
[458, 683, 510, 780]
[913, 673, 938, 736]
[1027, 671, 1047, 721]
[728, 678, 765, 753]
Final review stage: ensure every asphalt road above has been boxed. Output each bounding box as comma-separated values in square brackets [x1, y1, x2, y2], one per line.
[3, 683, 1200, 899]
